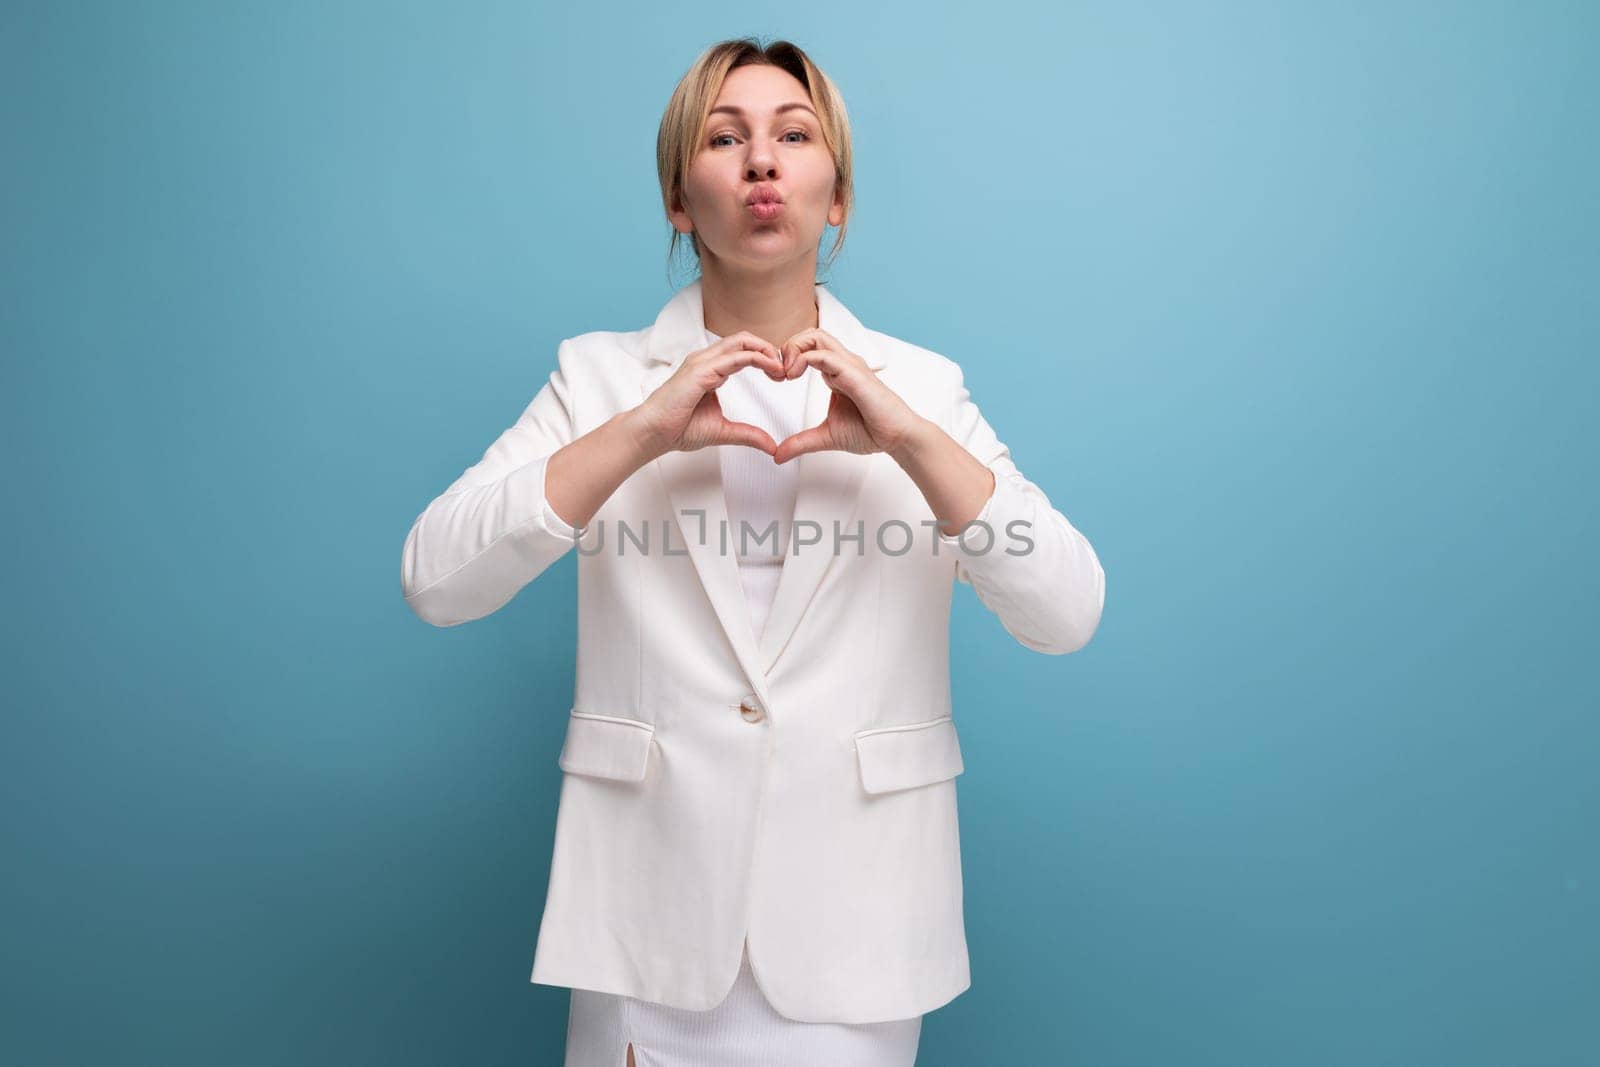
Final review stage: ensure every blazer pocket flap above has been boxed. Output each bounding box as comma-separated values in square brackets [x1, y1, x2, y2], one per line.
[854, 715, 965, 795]
[558, 711, 656, 782]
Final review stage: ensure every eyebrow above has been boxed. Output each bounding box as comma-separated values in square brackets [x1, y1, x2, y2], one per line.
[707, 102, 818, 120]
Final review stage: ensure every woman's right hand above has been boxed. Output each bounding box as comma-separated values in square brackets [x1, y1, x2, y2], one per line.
[630, 332, 788, 458]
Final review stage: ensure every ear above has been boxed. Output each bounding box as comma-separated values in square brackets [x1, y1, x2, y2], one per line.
[666, 190, 695, 236]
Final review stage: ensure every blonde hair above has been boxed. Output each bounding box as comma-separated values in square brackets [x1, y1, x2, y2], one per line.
[656, 37, 854, 284]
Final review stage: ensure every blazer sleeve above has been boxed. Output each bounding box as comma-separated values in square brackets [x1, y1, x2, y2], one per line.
[400, 338, 588, 627]
[935, 364, 1106, 655]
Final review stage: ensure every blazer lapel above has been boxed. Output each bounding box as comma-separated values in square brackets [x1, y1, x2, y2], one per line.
[639, 280, 889, 693]
[756, 286, 887, 673]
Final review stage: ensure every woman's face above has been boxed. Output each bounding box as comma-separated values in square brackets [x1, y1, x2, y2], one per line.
[671, 64, 843, 272]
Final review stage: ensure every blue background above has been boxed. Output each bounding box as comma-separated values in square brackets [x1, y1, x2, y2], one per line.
[4, 1, 1595, 1063]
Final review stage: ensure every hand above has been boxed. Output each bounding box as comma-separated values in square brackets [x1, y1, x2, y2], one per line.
[632, 332, 788, 457]
[772, 329, 921, 464]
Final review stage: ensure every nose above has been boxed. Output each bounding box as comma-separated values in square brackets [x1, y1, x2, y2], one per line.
[744, 147, 778, 181]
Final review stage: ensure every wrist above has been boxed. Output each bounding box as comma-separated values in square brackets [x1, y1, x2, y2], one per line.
[887, 416, 938, 467]
[616, 406, 670, 466]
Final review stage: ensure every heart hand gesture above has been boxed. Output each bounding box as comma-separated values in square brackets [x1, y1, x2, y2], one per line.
[633, 332, 787, 457]
[770, 329, 919, 464]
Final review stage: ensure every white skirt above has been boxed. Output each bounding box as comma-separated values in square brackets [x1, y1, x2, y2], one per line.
[562, 937, 924, 1067]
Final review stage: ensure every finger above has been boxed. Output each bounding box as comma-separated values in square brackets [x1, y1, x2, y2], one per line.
[804, 328, 847, 354]
[780, 330, 855, 377]
[779, 331, 829, 379]
[706, 339, 785, 382]
[786, 344, 853, 388]
[712, 420, 779, 456]
[711, 331, 783, 368]
[703, 329, 781, 359]
[697, 348, 784, 387]
[773, 424, 832, 464]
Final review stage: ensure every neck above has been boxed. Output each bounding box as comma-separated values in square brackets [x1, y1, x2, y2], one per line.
[698, 259, 819, 345]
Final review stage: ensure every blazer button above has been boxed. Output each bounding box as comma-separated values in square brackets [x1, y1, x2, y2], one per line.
[739, 696, 765, 723]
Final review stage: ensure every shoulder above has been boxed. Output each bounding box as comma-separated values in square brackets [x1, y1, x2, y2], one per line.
[559, 326, 650, 362]
[861, 326, 971, 423]
[821, 323, 974, 432]
[521, 328, 656, 429]
[869, 328, 965, 381]
[544, 327, 654, 383]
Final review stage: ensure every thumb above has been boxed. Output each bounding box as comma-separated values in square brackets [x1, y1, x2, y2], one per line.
[773, 425, 832, 465]
[712, 419, 778, 456]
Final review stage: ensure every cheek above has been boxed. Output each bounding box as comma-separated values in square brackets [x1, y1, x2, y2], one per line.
[681, 161, 721, 211]
[685, 174, 739, 221]
[801, 162, 838, 204]
[680, 172, 709, 211]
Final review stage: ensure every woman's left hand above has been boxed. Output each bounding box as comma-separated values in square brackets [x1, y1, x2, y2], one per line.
[772, 329, 921, 463]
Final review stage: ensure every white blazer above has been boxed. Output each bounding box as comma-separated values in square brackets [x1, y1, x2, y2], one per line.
[400, 279, 1106, 1024]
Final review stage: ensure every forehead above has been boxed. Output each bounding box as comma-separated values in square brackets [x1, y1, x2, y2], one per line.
[710, 64, 812, 111]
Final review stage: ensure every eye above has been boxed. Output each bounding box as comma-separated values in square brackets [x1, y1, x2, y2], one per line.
[709, 130, 811, 147]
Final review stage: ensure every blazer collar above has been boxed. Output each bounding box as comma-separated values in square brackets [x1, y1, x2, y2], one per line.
[637, 278, 887, 709]
[643, 278, 888, 371]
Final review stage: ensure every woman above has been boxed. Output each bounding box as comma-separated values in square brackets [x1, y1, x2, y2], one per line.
[400, 37, 1106, 1067]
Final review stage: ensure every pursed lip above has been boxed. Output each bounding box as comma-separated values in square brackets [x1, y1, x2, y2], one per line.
[746, 186, 784, 205]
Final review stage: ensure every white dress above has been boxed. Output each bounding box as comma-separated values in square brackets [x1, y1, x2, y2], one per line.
[561, 329, 925, 1066]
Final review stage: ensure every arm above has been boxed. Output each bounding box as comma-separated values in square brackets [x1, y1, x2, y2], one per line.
[889, 365, 1106, 655]
[399, 339, 656, 627]
[400, 327, 781, 628]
